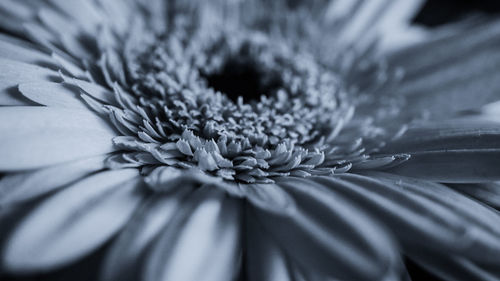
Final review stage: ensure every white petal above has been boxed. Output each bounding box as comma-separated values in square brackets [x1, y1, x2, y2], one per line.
[377, 0, 427, 51]
[0, 155, 107, 207]
[0, 34, 52, 64]
[19, 82, 89, 109]
[0, 0, 39, 35]
[3, 169, 143, 272]
[0, 106, 114, 133]
[390, 20, 500, 118]
[143, 187, 242, 281]
[254, 178, 401, 280]
[246, 211, 293, 281]
[47, 0, 103, 33]
[452, 182, 500, 209]
[51, 52, 86, 79]
[387, 149, 500, 183]
[233, 183, 295, 215]
[324, 0, 358, 20]
[95, 0, 134, 34]
[390, 19, 500, 78]
[381, 117, 500, 182]
[63, 76, 118, 105]
[101, 188, 192, 281]
[23, 22, 60, 53]
[317, 173, 500, 264]
[367, 172, 500, 238]
[0, 58, 58, 105]
[0, 129, 115, 171]
[379, 0, 425, 31]
[335, 0, 390, 48]
[0, 0, 39, 20]
[381, 118, 500, 154]
[0, 107, 117, 170]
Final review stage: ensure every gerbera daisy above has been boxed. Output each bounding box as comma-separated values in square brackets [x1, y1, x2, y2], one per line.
[1, 0, 500, 280]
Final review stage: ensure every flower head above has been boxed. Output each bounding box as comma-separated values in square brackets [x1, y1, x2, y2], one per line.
[1, 0, 500, 280]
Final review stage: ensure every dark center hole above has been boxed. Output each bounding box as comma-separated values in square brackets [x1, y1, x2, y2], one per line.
[203, 58, 283, 103]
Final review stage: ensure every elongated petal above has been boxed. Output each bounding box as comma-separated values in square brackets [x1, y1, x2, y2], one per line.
[0, 34, 52, 65]
[47, 0, 103, 33]
[0, 107, 117, 170]
[64, 77, 118, 105]
[94, 0, 134, 34]
[451, 182, 500, 209]
[377, 0, 427, 51]
[252, 177, 400, 280]
[3, 169, 143, 272]
[381, 119, 500, 154]
[143, 187, 242, 281]
[36, 8, 96, 61]
[0, 106, 114, 134]
[101, 188, 193, 281]
[313, 173, 500, 264]
[222, 183, 295, 215]
[380, 119, 500, 182]
[389, 19, 500, 118]
[386, 149, 500, 183]
[0, 58, 58, 105]
[0, 0, 40, 36]
[363, 173, 500, 236]
[247, 211, 333, 281]
[246, 210, 293, 281]
[402, 61, 500, 119]
[0, 129, 115, 171]
[0, 155, 107, 207]
[19, 82, 89, 109]
[390, 19, 500, 79]
[378, 0, 425, 34]
[335, 0, 390, 48]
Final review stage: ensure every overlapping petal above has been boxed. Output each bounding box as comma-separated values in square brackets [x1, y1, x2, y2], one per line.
[143, 186, 242, 281]
[0, 58, 59, 105]
[101, 188, 192, 281]
[451, 182, 500, 209]
[389, 18, 500, 119]
[246, 210, 298, 281]
[2, 169, 143, 272]
[19, 82, 90, 109]
[0, 155, 107, 208]
[0, 107, 117, 170]
[312, 172, 500, 267]
[250, 177, 402, 280]
[381, 118, 500, 182]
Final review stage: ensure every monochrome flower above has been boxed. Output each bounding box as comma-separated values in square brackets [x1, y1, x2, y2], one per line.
[1, 0, 500, 280]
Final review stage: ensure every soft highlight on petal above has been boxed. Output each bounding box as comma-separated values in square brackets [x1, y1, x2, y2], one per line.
[2, 169, 143, 273]
[0, 107, 117, 170]
[101, 189, 191, 281]
[143, 187, 242, 281]
[252, 177, 402, 280]
[0, 155, 107, 208]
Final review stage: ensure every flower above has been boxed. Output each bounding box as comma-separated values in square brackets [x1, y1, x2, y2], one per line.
[1, 0, 500, 280]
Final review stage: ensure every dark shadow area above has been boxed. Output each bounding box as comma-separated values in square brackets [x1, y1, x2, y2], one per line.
[414, 0, 500, 27]
[203, 58, 282, 103]
[405, 256, 445, 281]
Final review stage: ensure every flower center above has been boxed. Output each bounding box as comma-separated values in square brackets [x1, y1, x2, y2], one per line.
[202, 52, 283, 103]
[111, 28, 385, 185]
